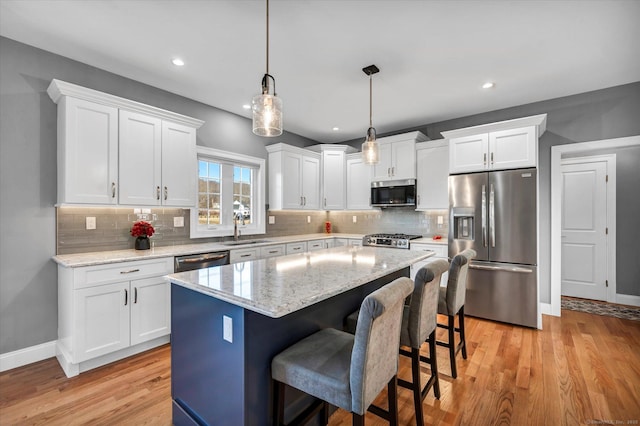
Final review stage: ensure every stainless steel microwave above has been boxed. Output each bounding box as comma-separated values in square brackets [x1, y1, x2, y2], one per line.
[370, 179, 416, 207]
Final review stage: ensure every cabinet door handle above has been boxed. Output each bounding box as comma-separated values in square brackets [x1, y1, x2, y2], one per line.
[164, 186, 168, 201]
[112, 182, 116, 198]
[483, 153, 487, 166]
[120, 269, 140, 274]
[387, 167, 391, 177]
[156, 186, 160, 200]
[300, 196, 303, 206]
[303, 196, 306, 206]
[324, 198, 326, 207]
[124, 289, 128, 306]
[417, 195, 420, 205]
[391, 166, 395, 176]
[240, 253, 252, 258]
[268, 250, 279, 254]
[490, 152, 494, 165]
[134, 287, 138, 304]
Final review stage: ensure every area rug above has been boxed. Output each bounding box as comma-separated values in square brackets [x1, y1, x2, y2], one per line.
[561, 296, 640, 321]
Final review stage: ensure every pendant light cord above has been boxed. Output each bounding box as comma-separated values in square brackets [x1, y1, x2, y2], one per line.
[369, 73, 373, 128]
[266, 0, 269, 75]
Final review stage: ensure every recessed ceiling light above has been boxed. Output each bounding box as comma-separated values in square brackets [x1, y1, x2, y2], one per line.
[482, 82, 495, 89]
[172, 58, 185, 67]
[332, 127, 339, 131]
[242, 104, 251, 110]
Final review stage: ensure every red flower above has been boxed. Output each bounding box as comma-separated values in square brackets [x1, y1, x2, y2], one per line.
[130, 221, 155, 237]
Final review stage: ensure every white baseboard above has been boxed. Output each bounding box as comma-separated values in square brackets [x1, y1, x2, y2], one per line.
[616, 293, 640, 307]
[540, 302, 556, 316]
[0, 340, 57, 373]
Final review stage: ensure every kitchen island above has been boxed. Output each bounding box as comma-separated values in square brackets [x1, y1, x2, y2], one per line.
[166, 245, 434, 426]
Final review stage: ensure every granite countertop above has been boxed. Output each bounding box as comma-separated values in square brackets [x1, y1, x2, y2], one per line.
[52, 233, 365, 268]
[166, 245, 435, 318]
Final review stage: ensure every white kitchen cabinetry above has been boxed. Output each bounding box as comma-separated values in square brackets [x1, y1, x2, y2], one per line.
[48, 79, 203, 207]
[321, 147, 347, 210]
[346, 153, 373, 210]
[230, 248, 260, 263]
[410, 242, 448, 286]
[443, 114, 547, 174]
[55, 96, 119, 204]
[286, 241, 307, 254]
[57, 257, 173, 377]
[372, 131, 428, 181]
[267, 144, 320, 210]
[334, 238, 363, 247]
[260, 244, 286, 259]
[415, 140, 449, 210]
[307, 240, 326, 252]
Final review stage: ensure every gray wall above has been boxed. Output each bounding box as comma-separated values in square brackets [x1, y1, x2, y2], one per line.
[342, 82, 640, 302]
[0, 37, 316, 354]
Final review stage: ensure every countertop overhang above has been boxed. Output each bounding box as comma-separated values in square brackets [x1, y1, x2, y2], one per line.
[166, 245, 435, 318]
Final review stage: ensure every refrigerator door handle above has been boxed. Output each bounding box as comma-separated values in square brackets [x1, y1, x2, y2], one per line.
[481, 185, 487, 247]
[470, 263, 533, 274]
[489, 183, 495, 247]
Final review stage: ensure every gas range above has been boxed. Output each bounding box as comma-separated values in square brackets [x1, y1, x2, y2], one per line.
[362, 233, 422, 249]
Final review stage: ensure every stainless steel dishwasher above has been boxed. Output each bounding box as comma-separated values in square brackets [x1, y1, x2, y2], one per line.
[174, 251, 230, 272]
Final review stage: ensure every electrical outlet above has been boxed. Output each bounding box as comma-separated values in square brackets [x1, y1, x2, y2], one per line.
[352, 215, 357, 223]
[268, 216, 275, 225]
[173, 216, 184, 227]
[437, 215, 444, 225]
[85, 217, 96, 230]
[307, 215, 311, 223]
[223, 315, 233, 343]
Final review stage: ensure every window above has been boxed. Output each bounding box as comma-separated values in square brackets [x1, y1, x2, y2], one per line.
[191, 146, 265, 238]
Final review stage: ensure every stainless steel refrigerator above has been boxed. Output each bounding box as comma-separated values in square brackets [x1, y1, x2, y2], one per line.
[449, 168, 538, 328]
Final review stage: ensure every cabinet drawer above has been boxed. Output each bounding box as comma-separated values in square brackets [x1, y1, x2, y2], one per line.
[411, 243, 447, 258]
[307, 240, 326, 252]
[73, 257, 173, 289]
[286, 242, 307, 254]
[230, 248, 260, 263]
[260, 245, 285, 259]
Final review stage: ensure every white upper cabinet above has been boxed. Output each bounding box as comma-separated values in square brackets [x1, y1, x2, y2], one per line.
[48, 79, 203, 206]
[372, 131, 428, 181]
[443, 114, 547, 174]
[267, 143, 320, 210]
[160, 121, 197, 206]
[56, 97, 119, 204]
[415, 140, 449, 210]
[119, 111, 162, 205]
[321, 146, 348, 210]
[346, 153, 373, 210]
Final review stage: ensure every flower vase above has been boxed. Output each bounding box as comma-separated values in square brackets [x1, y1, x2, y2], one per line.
[135, 236, 150, 250]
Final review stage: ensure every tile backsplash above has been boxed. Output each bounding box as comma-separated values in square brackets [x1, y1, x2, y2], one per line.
[56, 206, 448, 254]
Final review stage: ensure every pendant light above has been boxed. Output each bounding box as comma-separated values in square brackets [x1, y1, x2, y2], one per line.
[362, 64, 380, 165]
[252, 0, 282, 137]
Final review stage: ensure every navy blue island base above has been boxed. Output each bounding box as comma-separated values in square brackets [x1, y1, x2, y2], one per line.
[170, 267, 409, 426]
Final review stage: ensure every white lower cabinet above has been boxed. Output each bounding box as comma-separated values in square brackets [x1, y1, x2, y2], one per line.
[307, 240, 326, 252]
[334, 238, 363, 247]
[230, 248, 260, 263]
[410, 243, 449, 286]
[286, 241, 307, 254]
[57, 257, 173, 377]
[260, 244, 286, 259]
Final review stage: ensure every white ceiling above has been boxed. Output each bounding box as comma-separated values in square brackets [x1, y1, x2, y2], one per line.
[1, 0, 639, 143]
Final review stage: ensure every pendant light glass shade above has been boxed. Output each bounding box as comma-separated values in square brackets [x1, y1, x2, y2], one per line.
[362, 64, 380, 165]
[252, 91, 282, 137]
[253, 0, 282, 137]
[362, 127, 379, 165]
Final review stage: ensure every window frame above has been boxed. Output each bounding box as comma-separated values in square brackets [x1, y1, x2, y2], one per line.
[190, 146, 266, 239]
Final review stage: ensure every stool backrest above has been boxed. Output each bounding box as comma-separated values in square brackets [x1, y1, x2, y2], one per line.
[444, 249, 476, 314]
[404, 259, 450, 348]
[350, 277, 413, 415]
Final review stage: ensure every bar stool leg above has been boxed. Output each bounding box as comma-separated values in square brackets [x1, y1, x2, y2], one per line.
[428, 331, 440, 399]
[273, 379, 285, 426]
[448, 314, 457, 378]
[410, 348, 424, 426]
[459, 306, 467, 359]
[388, 375, 399, 426]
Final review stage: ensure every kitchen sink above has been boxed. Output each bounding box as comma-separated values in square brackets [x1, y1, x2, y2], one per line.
[222, 239, 271, 246]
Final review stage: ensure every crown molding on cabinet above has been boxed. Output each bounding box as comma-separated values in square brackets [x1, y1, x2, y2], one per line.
[47, 79, 204, 129]
[440, 114, 547, 139]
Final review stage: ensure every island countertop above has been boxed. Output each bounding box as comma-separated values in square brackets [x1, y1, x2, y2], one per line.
[166, 245, 434, 318]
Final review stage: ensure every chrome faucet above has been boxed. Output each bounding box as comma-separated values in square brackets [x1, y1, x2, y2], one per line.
[233, 215, 241, 241]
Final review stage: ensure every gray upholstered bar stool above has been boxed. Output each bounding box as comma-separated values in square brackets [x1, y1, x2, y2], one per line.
[271, 277, 413, 426]
[345, 260, 449, 426]
[436, 249, 476, 379]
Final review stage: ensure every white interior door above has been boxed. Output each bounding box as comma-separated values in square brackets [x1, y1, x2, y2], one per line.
[560, 160, 608, 300]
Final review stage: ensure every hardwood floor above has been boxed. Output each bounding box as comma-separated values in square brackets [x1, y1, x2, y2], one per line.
[1, 310, 639, 425]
